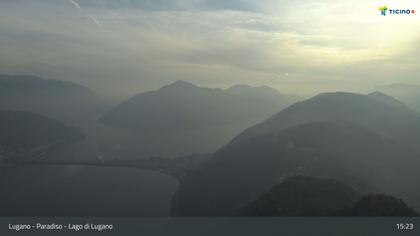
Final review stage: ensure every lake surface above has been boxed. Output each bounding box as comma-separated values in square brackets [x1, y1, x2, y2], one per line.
[0, 166, 179, 216]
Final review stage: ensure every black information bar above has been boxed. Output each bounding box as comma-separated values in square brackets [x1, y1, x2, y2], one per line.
[1, 217, 419, 236]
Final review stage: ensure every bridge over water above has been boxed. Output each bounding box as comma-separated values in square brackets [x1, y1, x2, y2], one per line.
[1, 151, 211, 182]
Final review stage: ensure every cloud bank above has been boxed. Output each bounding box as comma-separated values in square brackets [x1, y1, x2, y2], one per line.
[0, 0, 419, 100]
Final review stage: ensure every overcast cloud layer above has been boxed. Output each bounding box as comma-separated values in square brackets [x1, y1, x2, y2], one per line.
[1, 0, 419, 100]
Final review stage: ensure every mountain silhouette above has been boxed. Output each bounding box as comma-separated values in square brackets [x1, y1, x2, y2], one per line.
[344, 194, 419, 217]
[225, 84, 300, 104]
[96, 81, 300, 156]
[367, 92, 414, 111]
[236, 176, 419, 217]
[0, 109, 82, 153]
[378, 83, 420, 113]
[172, 93, 420, 216]
[235, 176, 362, 216]
[232, 92, 420, 152]
[99, 80, 299, 134]
[0, 74, 103, 125]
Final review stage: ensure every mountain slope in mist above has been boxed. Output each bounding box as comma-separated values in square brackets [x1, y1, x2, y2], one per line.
[377, 83, 420, 113]
[0, 74, 103, 124]
[232, 92, 420, 152]
[172, 92, 420, 216]
[224, 84, 300, 105]
[0, 109, 82, 153]
[99, 81, 299, 134]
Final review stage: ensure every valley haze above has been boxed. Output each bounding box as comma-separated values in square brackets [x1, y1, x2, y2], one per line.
[0, 0, 419, 218]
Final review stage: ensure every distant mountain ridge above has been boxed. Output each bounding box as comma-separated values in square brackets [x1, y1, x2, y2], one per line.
[0, 109, 82, 153]
[0, 74, 93, 93]
[377, 83, 420, 113]
[225, 84, 300, 103]
[0, 74, 103, 125]
[99, 80, 300, 134]
[367, 91, 414, 111]
[232, 91, 420, 152]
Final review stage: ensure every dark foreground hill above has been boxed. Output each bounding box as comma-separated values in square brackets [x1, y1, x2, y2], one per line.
[172, 92, 420, 216]
[236, 176, 362, 216]
[344, 194, 419, 217]
[236, 176, 419, 217]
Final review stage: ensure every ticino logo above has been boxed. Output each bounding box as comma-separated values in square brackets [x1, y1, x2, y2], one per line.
[379, 5, 416, 16]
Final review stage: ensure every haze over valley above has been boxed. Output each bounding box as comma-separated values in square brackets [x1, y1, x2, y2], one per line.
[1, 0, 420, 217]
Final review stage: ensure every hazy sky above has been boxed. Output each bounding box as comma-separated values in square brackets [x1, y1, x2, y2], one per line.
[1, 0, 419, 100]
